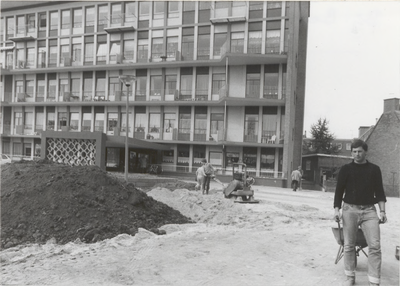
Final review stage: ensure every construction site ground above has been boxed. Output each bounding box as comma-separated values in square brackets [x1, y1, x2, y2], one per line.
[1, 161, 399, 286]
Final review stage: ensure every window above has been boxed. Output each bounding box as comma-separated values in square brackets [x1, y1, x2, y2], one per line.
[282, 64, 287, 98]
[48, 77, 57, 99]
[135, 75, 147, 97]
[151, 37, 164, 60]
[39, 13, 47, 31]
[73, 8, 82, 28]
[262, 107, 277, 142]
[111, 3, 122, 24]
[213, 33, 227, 56]
[108, 77, 119, 98]
[98, 5, 108, 30]
[180, 68, 193, 99]
[167, 36, 178, 58]
[72, 42, 82, 63]
[266, 21, 281, 54]
[165, 75, 177, 95]
[168, 1, 179, 18]
[244, 107, 259, 142]
[346, 143, 351, 151]
[212, 73, 225, 94]
[82, 112, 91, 131]
[246, 65, 261, 98]
[60, 38, 70, 65]
[261, 148, 275, 172]
[249, 1, 263, 19]
[210, 113, 224, 135]
[138, 31, 149, 62]
[26, 80, 34, 97]
[177, 144, 190, 166]
[179, 107, 191, 136]
[123, 39, 134, 61]
[70, 112, 79, 130]
[95, 73, 106, 98]
[226, 152, 239, 168]
[198, 1, 211, 23]
[248, 22, 262, 54]
[121, 111, 132, 132]
[14, 112, 23, 126]
[28, 14, 35, 33]
[267, 1, 282, 18]
[58, 112, 67, 129]
[164, 113, 175, 132]
[209, 151, 222, 168]
[95, 112, 104, 132]
[37, 78, 45, 99]
[85, 7, 95, 32]
[198, 26, 210, 59]
[148, 113, 161, 137]
[153, 2, 164, 19]
[83, 75, 93, 100]
[194, 107, 207, 140]
[35, 110, 44, 131]
[135, 107, 146, 133]
[125, 2, 136, 23]
[230, 32, 244, 53]
[97, 35, 107, 62]
[243, 147, 257, 169]
[196, 70, 208, 100]
[84, 36, 94, 63]
[61, 10, 70, 30]
[139, 2, 150, 16]
[47, 108, 55, 130]
[264, 64, 279, 99]
[182, 28, 194, 61]
[150, 76, 162, 96]
[6, 17, 14, 40]
[193, 145, 206, 165]
[108, 113, 118, 131]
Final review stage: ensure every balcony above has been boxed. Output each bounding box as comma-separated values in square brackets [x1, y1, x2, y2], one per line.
[134, 127, 145, 139]
[244, 134, 258, 142]
[147, 126, 161, 140]
[197, 48, 210, 60]
[194, 129, 207, 141]
[9, 25, 36, 42]
[178, 128, 191, 141]
[263, 86, 279, 99]
[261, 131, 277, 144]
[104, 13, 136, 33]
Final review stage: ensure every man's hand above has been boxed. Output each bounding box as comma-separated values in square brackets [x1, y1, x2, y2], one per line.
[334, 209, 341, 222]
[379, 212, 387, 224]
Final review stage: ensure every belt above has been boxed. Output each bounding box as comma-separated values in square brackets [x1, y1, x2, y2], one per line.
[344, 203, 374, 209]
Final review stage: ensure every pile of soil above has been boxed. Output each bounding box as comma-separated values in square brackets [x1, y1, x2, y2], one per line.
[0, 160, 192, 249]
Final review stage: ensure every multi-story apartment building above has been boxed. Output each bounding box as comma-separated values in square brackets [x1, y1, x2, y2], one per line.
[0, 1, 309, 187]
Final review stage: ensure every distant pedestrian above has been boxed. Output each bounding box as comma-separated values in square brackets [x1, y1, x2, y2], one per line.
[291, 166, 302, 191]
[201, 158, 215, 195]
[333, 139, 387, 286]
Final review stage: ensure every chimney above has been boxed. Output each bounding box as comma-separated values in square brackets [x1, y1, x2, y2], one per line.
[358, 126, 371, 138]
[383, 98, 400, 113]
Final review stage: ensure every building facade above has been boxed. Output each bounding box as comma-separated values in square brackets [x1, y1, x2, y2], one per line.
[0, 1, 309, 187]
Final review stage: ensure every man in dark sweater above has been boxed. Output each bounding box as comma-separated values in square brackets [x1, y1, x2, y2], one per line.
[334, 139, 387, 286]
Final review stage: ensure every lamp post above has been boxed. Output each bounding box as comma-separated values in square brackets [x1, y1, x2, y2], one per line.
[119, 75, 136, 183]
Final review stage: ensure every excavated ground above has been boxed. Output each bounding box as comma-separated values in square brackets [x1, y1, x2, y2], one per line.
[0, 160, 194, 249]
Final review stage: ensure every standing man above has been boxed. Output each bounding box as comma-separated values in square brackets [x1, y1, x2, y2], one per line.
[334, 139, 387, 286]
[291, 166, 302, 191]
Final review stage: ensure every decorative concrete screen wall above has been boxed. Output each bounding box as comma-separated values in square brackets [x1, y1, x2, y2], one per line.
[40, 131, 106, 170]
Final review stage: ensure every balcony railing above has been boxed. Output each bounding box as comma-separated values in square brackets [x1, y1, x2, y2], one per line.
[263, 86, 279, 99]
[194, 129, 207, 141]
[261, 130, 277, 144]
[244, 134, 258, 142]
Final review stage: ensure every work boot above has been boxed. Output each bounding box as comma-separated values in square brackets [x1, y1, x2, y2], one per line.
[342, 276, 355, 286]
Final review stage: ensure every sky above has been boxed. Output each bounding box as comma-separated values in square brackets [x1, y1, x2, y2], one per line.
[304, 1, 400, 139]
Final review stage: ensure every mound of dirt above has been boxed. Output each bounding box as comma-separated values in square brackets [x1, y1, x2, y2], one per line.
[0, 160, 192, 249]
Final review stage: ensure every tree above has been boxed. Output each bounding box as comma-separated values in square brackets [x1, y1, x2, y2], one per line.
[309, 118, 337, 154]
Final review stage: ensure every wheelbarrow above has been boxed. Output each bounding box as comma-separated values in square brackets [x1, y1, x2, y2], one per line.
[331, 221, 368, 266]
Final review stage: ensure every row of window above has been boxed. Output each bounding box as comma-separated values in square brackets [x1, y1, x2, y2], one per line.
[1, 1, 289, 40]
[3, 64, 286, 102]
[3, 106, 285, 143]
[1, 19, 288, 71]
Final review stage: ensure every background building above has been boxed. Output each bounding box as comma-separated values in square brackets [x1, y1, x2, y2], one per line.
[0, 1, 309, 187]
[360, 98, 400, 197]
